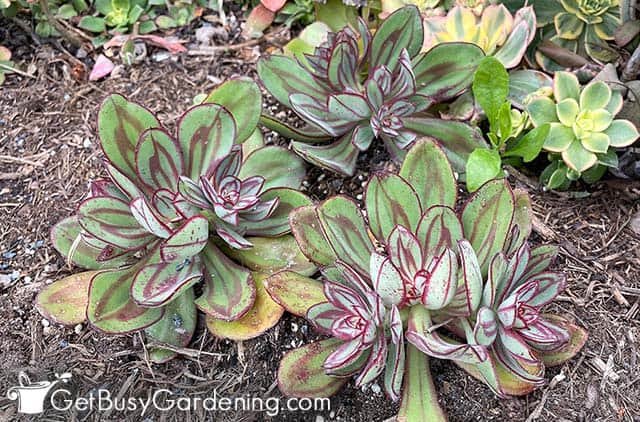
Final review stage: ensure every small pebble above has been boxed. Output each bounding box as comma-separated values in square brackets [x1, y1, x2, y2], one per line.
[371, 383, 381, 394]
[356, 194, 363, 200]
[10, 270, 20, 281]
[291, 322, 299, 332]
[0, 274, 12, 288]
[330, 411, 335, 418]
[43, 326, 52, 336]
[23, 276, 32, 283]
[315, 416, 324, 422]
[83, 138, 92, 148]
[41, 318, 50, 327]
[74, 324, 83, 335]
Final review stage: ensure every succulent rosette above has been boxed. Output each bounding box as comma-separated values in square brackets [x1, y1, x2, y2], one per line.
[423, 5, 536, 68]
[258, 5, 487, 176]
[36, 79, 315, 362]
[266, 139, 587, 420]
[527, 71, 639, 188]
[529, 0, 621, 69]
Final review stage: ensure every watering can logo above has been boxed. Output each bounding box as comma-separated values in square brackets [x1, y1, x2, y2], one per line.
[6, 371, 72, 414]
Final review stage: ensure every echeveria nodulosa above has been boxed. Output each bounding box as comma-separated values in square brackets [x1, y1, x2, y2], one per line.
[266, 138, 587, 420]
[257, 5, 487, 176]
[36, 78, 314, 362]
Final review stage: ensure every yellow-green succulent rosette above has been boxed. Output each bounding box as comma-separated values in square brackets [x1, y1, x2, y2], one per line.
[527, 71, 639, 175]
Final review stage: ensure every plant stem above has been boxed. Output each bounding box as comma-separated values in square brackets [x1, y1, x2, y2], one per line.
[37, 0, 83, 48]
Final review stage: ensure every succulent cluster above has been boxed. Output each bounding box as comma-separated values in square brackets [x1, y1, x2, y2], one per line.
[36, 79, 315, 362]
[527, 71, 639, 188]
[267, 139, 587, 418]
[258, 6, 486, 176]
[423, 5, 536, 68]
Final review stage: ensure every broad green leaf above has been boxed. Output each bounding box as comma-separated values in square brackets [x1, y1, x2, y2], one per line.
[79, 16, 106, 33]
[504, 124, 550, 162]
[135, 128, 184, 192]
[239, 146, 305, 190]
[413, 42, 485, 101]
[221, 235, 316, 276]
[292, 134, 359, 176]
[259, 114, 333, 143]
[87, 262, 164, 333]
[403, 117, 486, 172]
[416, 206, 463, 261]
[397, 344, 447, 422]
[538, 314, 588, 367]
[243, 188, 312, 237]
[78, 197, 154, 250]
[317, 196, 374, 278]
[264, 271, 326, 317]
[399, 138, 457, 210]
[57, 4, 78, 19]
[314, 0, 357, 31]
[204, 78, 262, 143]
[98, 94, 160, 181]
[206, 273, 284, 340]
[465, 148, 503, 192]
[289, 206, 337, 267]
[365, 174, 421, 242]
[194, 242, 255, 320]
[36, 271, 98, 326]
[278, 339, 348, 397]
[130, 257, 202, 307]
[462, 179, 515, 276]
[507, 70, 552, 109]
[370, 6, 423, 71]
[144, 288, 196, 363]
[178, 104, 236, 179]
[473, 57, 509, 126]
[159, 216, 209, 262]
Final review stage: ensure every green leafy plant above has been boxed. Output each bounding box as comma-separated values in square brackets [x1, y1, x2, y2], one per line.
[527, 71, 639, 189]
[258, 5, 487, 176]
[0, 46, 16, 85]
[465, 56, 550, 191]
[35, 79, 314, 362]
[266, 139, 587, 420]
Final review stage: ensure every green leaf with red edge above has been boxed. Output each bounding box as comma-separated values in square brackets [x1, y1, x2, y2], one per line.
[36, 271, 98, 326]
[402, 117, 486, 172]
[400, 138, 457, 210]
[159, 216, 209, 262]
[292, 134, 359, 176]
[194, 242, 255, 320]
[78, 197, 155, 251]
[370, 6, 423, 71]
[177, 104, 236, 179]
[278, 338, 348, 397]
[504, 189, 532, 256]
[264, 271, 326, 317]
[206, 273, 284, 340]
[239, 146, 306, 191]
[135, 128, 184, 193]
[259, 114, 333, 144]
[51, 216, 133, 269]
[130, 256, 203, 307]
[397, 343, 448, 422]
[221, 235, 316, 276]
[415, 206, 463, 261]
[538, 314, 588, 367]
[87, 260, 164, 333]
[413, 42, 485, 101]
[316, 195, 374, 278]
[98, 94, 160, 182]
[243, 189, 313, 237]
[365, 174, 422, 242]
[204, 78, 262, 144]
[289, 206, 337, 267]
[144, 288, 197, 363]
[461, 179, 515, 277]
[257, 55, 328, 110]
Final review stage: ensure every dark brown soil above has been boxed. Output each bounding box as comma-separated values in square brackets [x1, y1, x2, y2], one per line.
[1, 12, 640, 422]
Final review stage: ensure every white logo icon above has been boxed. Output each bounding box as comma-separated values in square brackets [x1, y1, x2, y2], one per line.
[6, 372, 72, 414]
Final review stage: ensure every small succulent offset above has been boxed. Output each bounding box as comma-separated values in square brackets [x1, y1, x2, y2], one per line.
[532, 0, 621, 69]
[258, 5, 487, 176]
[527, 71, 639, 189]
[266, 139, 587, 420]
[36, 79, 314, 362]
[423, 5, 536, 68]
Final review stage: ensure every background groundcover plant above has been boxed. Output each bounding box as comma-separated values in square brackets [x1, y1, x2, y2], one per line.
[265, 139, 587, 420]
[257, 5, 487, 176]
[35, 78, 316, 362]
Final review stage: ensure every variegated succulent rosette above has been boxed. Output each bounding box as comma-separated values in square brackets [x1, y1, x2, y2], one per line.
[266, 139, 587, 420]
[258, 6, 488, 176]
[35, 79, 316, 362]
[527, 71, 639, 189]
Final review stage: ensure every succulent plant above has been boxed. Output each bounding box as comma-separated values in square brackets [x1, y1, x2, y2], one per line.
[258, 5, 487, 176]
[530, 0, 621, 69]
[423, 5, 536, 68]
[266, 139, 587, 420]
[36, 79, 314, 362]
[527, 71, 639, 188]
